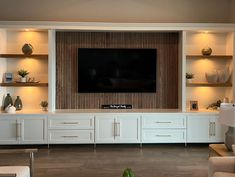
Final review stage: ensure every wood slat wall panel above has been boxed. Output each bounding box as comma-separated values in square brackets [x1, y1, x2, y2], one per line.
[56, 32, 179, 109]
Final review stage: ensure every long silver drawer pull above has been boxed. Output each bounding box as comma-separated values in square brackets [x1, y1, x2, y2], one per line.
[155, 121, 172, 124]
[16, 123, 21, 138]
[62, 122, 79, 124]
[116, 122, 120, 137]
[62, 136, 78, 138]
[155, 135, 171, 137]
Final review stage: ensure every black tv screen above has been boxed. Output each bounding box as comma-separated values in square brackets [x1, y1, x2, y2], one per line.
[78, 48, 157, 93]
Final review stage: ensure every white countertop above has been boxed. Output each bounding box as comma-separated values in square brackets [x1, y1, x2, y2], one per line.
[0, 108, 219, 115]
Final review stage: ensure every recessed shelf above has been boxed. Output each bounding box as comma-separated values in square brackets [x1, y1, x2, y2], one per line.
[186, 82, 232, 87]
[0, 54, 48, 59]
[0, 82, 48, 87]
[186, 55, 233, 59]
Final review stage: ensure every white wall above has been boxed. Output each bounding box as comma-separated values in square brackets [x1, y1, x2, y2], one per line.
[0, 0, 231, 23]
[0, 30, 7, 109]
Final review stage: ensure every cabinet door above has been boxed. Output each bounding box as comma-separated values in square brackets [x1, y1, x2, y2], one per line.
[0, 116, 19, 144]
[20, 116, 47, 144]
[187, 115, 210, 142]
[95, 115, 115, 143]
[209, 116, 226, 142]
[115, 115, 140, 143]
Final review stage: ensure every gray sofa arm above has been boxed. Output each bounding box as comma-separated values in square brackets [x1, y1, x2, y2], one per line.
[208, 157, 235, 177]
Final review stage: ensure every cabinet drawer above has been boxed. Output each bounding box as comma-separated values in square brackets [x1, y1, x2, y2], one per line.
[48, 130, 94, 144]
[48, 115, 94, 129]
[142, 114, 186, 128]
[142, 129, 186, 143]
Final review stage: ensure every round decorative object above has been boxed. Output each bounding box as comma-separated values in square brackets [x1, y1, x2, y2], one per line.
[22, 43, 34, 55]
[201, 47, 212, 56]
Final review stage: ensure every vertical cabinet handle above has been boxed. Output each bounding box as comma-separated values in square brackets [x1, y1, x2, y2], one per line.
[213, 122, 216, 136]
[16, 122, 21, 138]
[209, 122, 216, 137]
[113, 122, 116, 139]
[116, 122, 120, 137]
[209, 122, 212, 136]
[113, 121, 120, 138]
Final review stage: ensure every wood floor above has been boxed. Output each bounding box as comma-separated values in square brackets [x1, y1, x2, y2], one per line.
[0, 144, 209, 177]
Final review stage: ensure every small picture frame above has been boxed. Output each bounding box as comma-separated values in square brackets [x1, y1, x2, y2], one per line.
[4, 73, 13, 83]
[190, 100, 198, 110]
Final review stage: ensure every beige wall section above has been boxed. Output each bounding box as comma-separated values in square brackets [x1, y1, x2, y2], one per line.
[0, 0, 231, 23]
[230, 0, 235, 22]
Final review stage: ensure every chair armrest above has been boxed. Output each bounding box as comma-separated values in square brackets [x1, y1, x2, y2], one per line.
[0, 149, 38, 154]
[0, 174, 16, 177]
[208, 157, 235, 177]
[0, 149, 38, 177]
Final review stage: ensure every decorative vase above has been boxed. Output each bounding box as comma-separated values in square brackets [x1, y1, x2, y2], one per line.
[21, 77, 27, 83]
[14, 96, 23, 111]
[41, 107, 48, 112]
[217, 67, 230, 83]
[22, 43, 33, 55]
[201, 47, 212, 56]
[3, 93, 13, 110]
[186, 79, 193, 83]
[205, 70, 218, 83]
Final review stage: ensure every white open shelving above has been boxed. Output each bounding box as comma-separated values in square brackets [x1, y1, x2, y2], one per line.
[182, 31, 235, 111]
[0, 29, 49, 110]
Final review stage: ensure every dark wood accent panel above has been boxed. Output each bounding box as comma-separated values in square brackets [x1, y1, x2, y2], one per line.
[56, 32, 179, 109]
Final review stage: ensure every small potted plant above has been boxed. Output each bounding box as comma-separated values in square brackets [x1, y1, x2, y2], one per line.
[123, 168, 135, 177]
[186, 72, 194, 83]
[17, 69, 29, 82]
[40, 101, 48, 111]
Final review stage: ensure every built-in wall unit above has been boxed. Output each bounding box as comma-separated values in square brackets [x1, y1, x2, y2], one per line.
[0, 22, 234, 146]
[0, 28, 49, 144]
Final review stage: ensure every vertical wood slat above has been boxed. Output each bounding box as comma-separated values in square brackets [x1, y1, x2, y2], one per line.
[56, 32, 179, 109]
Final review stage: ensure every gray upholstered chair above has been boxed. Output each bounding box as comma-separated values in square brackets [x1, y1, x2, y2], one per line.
[0, 149, 37, 177]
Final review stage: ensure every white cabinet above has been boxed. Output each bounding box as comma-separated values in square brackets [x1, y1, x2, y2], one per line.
[95, 114, 140, 143]
[141, 114, 187, 143]
[48, 114, 94, 144]
[0, 112, 226, 145]
[0, 116, 19, 144]
[20, 116, 47, 144]
[0, 115, 47, 145]
[187, 115, 225, 143]
[95, 116, 115, 143]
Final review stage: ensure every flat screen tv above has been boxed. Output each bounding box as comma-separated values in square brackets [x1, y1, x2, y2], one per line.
[77, 48, 157, 93]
